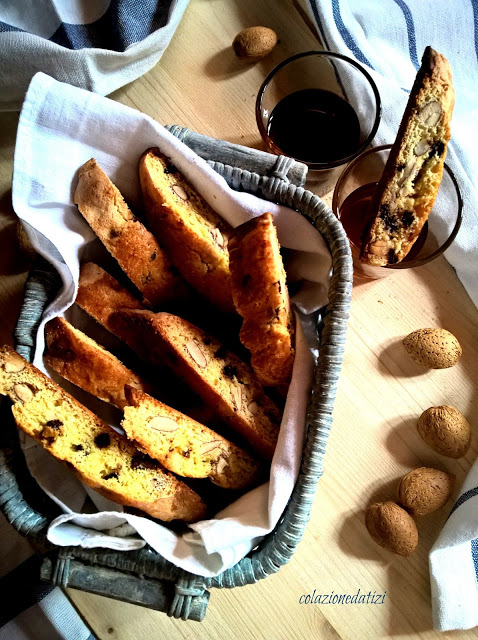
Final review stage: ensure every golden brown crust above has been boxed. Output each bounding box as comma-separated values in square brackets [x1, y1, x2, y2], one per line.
[74, 159, 189, 306]
[0, 345, 206, 522]
[123, 387, 262, 489]
[108, 310, 281, 460]
[361, 47, 455, 266]
[75, 263, 145, 333]
[228, 213, 294, 388]
[139, 148, 235, 313]
[44, 317, 151, 410]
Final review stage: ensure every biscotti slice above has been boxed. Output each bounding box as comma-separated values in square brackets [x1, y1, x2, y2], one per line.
[228, 213, 295, 388]
[139, 148, 235, 313]
[122, 387, 262, 489]
[0, 346, 206, 522]
[239, 321, 294, 390]
[44, 317, 151, 410]
[74, 159, 189, 306]
[76, 262, 145, 333]
[361, 47, 455, 266]
[109, 310, 281, 460]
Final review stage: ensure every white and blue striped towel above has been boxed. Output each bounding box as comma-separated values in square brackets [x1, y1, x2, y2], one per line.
[0, 0, 190, 111]
[308, 0, 478, 309]
[307, 0, 478, 631]
[0, 514, 96, 640]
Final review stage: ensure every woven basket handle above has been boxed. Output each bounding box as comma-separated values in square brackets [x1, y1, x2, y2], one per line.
[165, 125, 307, 187]
[41, 556, 210, 622]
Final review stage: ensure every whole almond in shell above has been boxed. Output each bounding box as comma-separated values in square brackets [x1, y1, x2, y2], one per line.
[403, 328, 462, 369]
[233, 27, 278, 60]
[417, 405, 471, 458]
[365, 501, 418, 556]
[397, 467, 455, 516]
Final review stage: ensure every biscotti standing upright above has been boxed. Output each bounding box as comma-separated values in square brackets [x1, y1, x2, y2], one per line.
[139, 148, 235, 313]
[74, 159, 189, 306]
[0, 346, 206, 522]
[109, 310, 281, 460]
[122, 386, 262, 489]
[361, 47, 455, 266]
[44, 316, 151, 410]
[228, 212, 295, 389]
[75, 262, 146, 333]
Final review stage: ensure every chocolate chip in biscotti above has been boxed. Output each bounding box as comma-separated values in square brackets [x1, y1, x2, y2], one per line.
[388, 249, 399, 264]
[46, 419, 63, 430]
[102, 472, 119, 480]
[131, 452, 160, 470]
[223, 365, 238, 379]
[379, 205, 399, 233]
[94, 432, 111, 448]
[401, 211, 415, 228]
[164, 164, 178, 175]
[428, 140, 445, 158]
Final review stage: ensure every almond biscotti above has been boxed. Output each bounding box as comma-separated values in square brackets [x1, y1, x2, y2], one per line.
[361, 47, 455, 266]
[109, 310, 281, 460]
[75, 262, 145, 333]
[228, 213, 295, 389]
[44, 317, 151, 410]
[139, 148, 235, 313]
[122, 387, 262, 489]
[0, 346, 206, 522]
[74, 159, 189, 306]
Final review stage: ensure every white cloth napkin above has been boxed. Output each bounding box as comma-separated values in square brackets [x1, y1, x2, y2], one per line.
[430, 462, 478, 631]
[11, 72, 332, 578]
[0, 0, 190, 112]
[307, 1, 478, 629]
[307, 0, 478, 308]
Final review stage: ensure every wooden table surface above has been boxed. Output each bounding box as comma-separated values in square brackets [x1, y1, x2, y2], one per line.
[0, 1, 477, 638]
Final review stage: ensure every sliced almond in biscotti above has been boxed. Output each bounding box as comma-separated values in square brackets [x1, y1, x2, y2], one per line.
[122, 386, 263, 489]
[74, 159, 189, 307]
[44, 317, 152, 410]
[139, 148, 235, 313]
[0, 345, 206, 522]
[108, 309, 281, 460]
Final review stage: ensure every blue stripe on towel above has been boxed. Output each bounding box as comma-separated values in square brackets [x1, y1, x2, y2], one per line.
[0, 0, 173, 51]
[51, 0, 172, 51]
[0, 21, 23, 33]
[331, 0, 374, 69]
[391, 0, 420, 69]
[471, 539, 478, 583]
[447, 486, 478, 520]
[309, 1, 332, 49]
[0, 555, 55, 627]
[471, 0, 478, 59]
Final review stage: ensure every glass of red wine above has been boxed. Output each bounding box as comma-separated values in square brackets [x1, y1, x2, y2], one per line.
[332, 145, 463, 280]
[256, 50, 381, 195]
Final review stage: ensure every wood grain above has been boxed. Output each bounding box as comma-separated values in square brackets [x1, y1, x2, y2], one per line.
[0, 0, 476, 638]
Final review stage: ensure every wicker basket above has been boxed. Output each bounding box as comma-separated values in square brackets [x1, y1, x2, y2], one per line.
[0, 128, 352, 621]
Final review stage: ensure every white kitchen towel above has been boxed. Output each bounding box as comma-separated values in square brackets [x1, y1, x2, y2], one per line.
[429, 462, 478, 631]
[10, 71, 332, 578]
[0, 0, 190, 111]
[307, 0, 478, 308]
